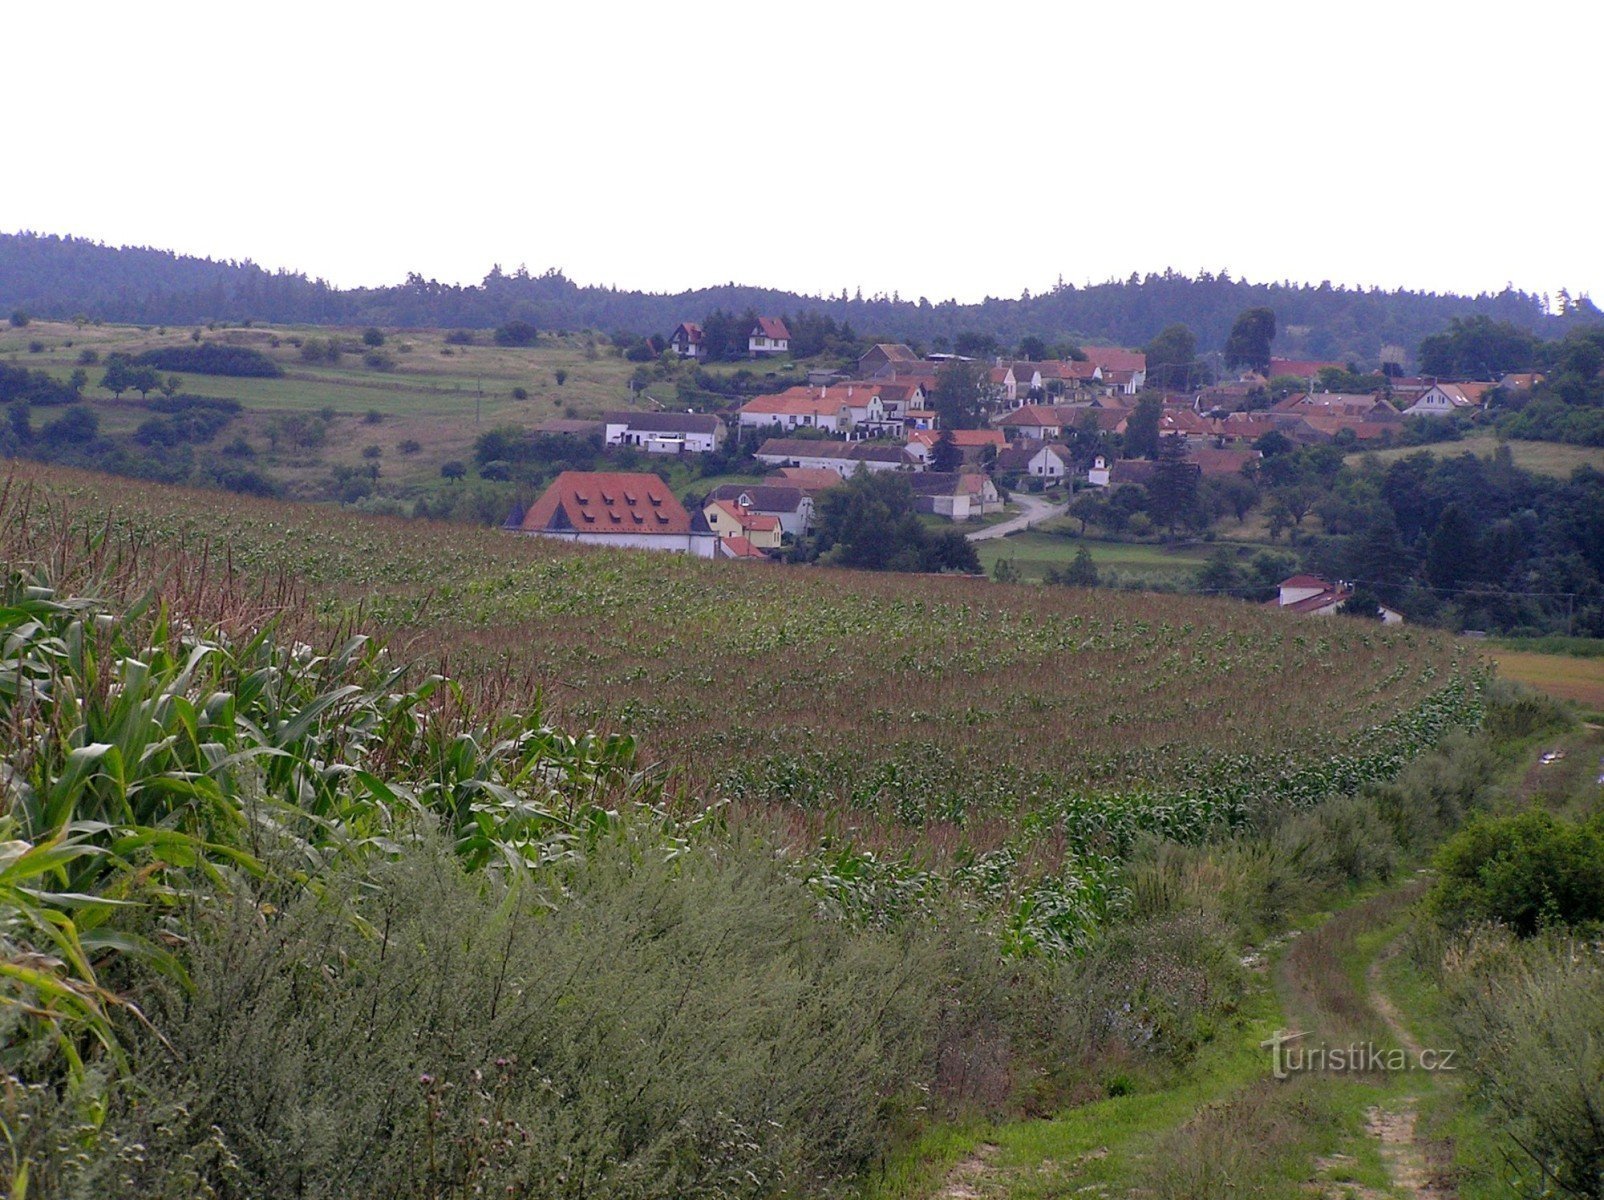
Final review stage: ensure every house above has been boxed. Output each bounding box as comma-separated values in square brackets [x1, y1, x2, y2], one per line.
[1273, 392, 1399, 421]
[1086, 454, 1112, 487]
[1298, 414, 1398, 443]
[701, 499, 784, 553]
[1272, 575, 1403, 623]
[1156, 409, 1216, 446]
[1189, 446, 1261, 478]
[738, 387, 845, 434]
[748, 317, 791, 357]
[769, 466, 848, 495]
[513, 471, 718, 557]
[668, 322, 705, 360]
[703, 484, 814, 537]
[1402, 382, 1494, 417]
[904, 428, 1006, 466]
[1499, 372, 1544, 392]
[908, 472, 1003, 520]
[995, 440, 1075, 480]
[859, 343, 920, 378]
[1080, 347, 1146, 392]
[604, 410, 725, 453]
[996, 405, 1070, 440]
[754, 438, 914, 476]
[869, 381, 929, 422]
[987, 365, 1018, 404]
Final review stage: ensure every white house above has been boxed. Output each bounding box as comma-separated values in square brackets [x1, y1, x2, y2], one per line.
[997, 441, 1075, 480]
[604, 411, 725, 454]
[748, 317, 791, 357]
[1086, 453, 1111, 487]
[754, 438, 913, 476]
[511, 471, 719, 557]
[1402, 383, 1488, 417]
[668, 322, 705, 360]
[738, 388, 844, 434]
[909, 472, 1003, 520]
[1273, 575, 1403, 623]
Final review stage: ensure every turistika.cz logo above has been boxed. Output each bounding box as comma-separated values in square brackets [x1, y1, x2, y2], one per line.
[1260, 1029, 1457, 1080]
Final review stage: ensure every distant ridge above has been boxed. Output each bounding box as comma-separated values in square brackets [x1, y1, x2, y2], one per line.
[3, 230, 1597, 362]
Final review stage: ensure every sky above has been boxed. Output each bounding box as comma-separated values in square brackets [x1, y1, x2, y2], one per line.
[7, 1, 1601, 305]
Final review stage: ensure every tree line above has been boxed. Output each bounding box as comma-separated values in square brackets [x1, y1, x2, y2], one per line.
[6, 232, 1600, 367]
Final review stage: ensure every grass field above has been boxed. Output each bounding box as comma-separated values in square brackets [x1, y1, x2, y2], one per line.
[1486, 648, 1604, 712]
[2, 319, 660, 491]
[1345, 434, 1604, 478]
[975, 527, 1225, 584]
[3, 462, 1479, 847]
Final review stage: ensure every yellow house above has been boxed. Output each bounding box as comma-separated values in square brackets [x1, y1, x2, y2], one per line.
[702, 499, 783, 551]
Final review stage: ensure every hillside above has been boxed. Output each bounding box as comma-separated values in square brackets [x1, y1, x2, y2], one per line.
[6, 230, 1600, 364]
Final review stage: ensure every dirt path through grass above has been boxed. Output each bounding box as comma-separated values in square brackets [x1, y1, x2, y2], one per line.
[1358, 939, 1454, 1200]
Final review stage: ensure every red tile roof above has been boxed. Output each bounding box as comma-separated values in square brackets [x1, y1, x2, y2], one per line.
[520, 471, 692, 536]
[752, 317, 790, 341]
[1080, 346, 1146, 373]
[771, 467, 847, 493]
[907, 429, 1006, 449]
[1268, 358, 1344, 379]
[707, 499, 780, 534]
[997, 405, 1067, 428]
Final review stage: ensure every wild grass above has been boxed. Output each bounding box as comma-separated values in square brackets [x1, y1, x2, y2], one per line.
[1345, 435, 1604, 479]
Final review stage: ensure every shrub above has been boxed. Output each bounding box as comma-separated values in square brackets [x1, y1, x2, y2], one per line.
[27, 340, 44, 354]
[398, 438, 421, 454]
[363, 408, 383, 424]
[511, 386, 528, 401]
[362, 349, 395, 371]
[493, 320, 539, 347]
[77, 349, 99, 365]
[361, 327, 386, 347]
[444, 329, 475, 346]
[1430, 811, 1604, 934]
[135, 344, 283, 378]
[9, 310, 29, 327]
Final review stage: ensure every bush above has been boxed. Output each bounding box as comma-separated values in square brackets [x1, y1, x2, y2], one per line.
[511, 386, 528, 401]
[444, 329, 475, 346]
[136, 343, 283, 378]
[362, 349, 395, 371]
[493, 320, 539, 347]
[9, 310, 28, 327]
[1430, 810, 1604, 934]
[361, 327, 386, 347]
[398, 438, 421, 454]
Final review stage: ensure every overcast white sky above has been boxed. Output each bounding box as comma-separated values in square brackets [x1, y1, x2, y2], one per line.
[7, 2, 1600, 304]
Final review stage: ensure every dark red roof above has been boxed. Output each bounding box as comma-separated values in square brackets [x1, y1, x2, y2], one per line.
[520, 471, 692, 536]
[752, 317, 790, 341]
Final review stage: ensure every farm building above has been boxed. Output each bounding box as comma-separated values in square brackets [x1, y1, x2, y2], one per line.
[511, 471, 718, 557]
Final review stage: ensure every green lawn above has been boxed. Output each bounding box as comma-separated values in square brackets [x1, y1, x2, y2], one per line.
[1346, 435, 1604, 479]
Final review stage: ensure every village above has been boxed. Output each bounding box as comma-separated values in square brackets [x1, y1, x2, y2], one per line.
[489, 315, 1531, 619]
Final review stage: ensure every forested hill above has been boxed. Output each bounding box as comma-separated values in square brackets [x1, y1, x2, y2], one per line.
[4, 230, 1599, 361]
